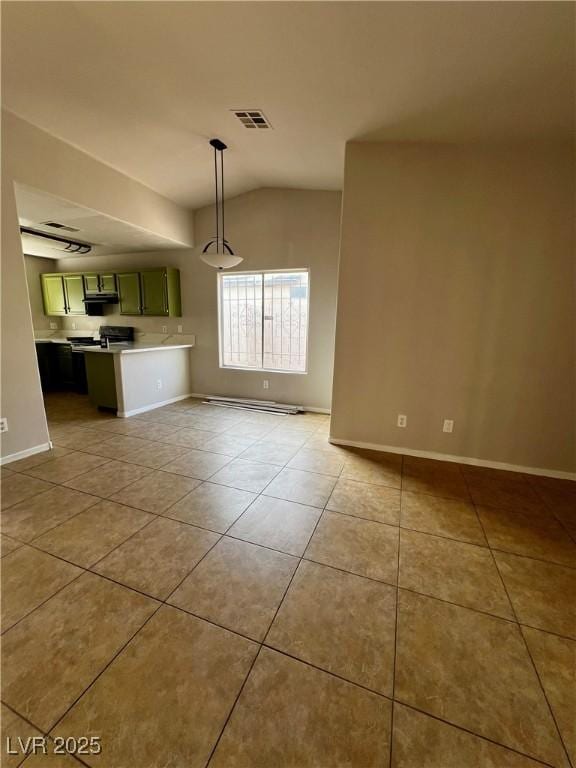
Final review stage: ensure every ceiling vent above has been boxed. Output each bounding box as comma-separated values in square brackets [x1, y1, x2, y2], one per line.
[231, 110, 272, 129]
[41, 221, 80, 233]
[20, 227, 92, 255]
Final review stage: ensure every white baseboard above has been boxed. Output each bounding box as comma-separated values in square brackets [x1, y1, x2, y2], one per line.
[118, 393, 194, 418]
[329, 438, 576, 481]
[1, 442, 52, 466]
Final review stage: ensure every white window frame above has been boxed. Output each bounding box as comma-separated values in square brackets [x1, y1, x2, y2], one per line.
[217, 268, 310, 375]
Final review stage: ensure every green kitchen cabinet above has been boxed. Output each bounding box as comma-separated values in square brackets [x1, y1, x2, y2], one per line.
[84, 273, 117, 294]
[141, 268, 181, 317]
[63, 275, 86, 315]
[141, 269, 168, 315]
[40, 275, 67, 316]
[117, 272, 142, 315]
[41, 267, 181, 317]
[83, 274, 100, 293]
[100, 273, 117, 292]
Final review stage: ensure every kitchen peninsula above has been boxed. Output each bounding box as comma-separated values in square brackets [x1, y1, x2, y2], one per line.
[81, 341, 195, 416]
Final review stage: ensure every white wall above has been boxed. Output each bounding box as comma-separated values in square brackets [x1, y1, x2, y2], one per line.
[116, 349, 192, 416]
[49, 188, 342, 411]
[331, 142, 575, 474]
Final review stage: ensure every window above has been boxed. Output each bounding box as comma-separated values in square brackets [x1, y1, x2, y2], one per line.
[218, 270, 309, 373]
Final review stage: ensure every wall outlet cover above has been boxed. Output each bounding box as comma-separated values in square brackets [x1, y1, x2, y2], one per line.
[397, 414, 407, 428]
[156, 379, 163, 391]
[161, 325, 168, 334]
[177, 325, 183, 334]
[263, 380, 270, 389]
[49, 322, 58, 330]
[443, 419, 455, 433]
[0, 418, 8, 433]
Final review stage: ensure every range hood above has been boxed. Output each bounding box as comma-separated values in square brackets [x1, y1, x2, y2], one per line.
[83, 294, 119, 316]
[83, 294, 119, 304]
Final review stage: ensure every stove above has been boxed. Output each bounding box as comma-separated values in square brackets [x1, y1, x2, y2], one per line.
[66, 326, 135, 348]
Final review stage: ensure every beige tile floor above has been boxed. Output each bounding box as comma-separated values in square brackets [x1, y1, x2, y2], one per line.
[1, 392, 575, 767]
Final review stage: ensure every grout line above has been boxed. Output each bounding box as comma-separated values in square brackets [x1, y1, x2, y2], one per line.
[5, 397, 575, 764]
[393, 699, 559, 768]
[388, 453, 404, 768]
[0, 700, 93, 768]
[461, 471, 573, 768]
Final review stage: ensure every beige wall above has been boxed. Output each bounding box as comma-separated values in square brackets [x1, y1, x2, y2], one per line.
[1, 171, 50, 458]
[331, 142, 575, 473]
[49, 188, 342, 411]
[1, 110, 194, 461]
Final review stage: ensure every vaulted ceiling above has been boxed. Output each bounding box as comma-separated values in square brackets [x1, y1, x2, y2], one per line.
[2, 1, 573, 208]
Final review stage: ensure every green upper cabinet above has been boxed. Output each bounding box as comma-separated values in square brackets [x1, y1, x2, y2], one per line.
[100, 274, 117, 293]
[41, 275, 67, 316]
[63, 275, 86, 315]
[117, 272, 142, 315]
[84, 273, 117, 294]
[141, 269, 168, 315]
[41, 267, 180, 317]
[83, 274, 100, 293]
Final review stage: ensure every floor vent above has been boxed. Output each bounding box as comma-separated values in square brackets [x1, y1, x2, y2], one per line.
[230, 110, 272, 129]
[204, 395, 302, 415]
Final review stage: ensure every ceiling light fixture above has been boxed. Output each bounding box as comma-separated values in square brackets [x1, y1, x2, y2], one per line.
[200, 138, 243, 270]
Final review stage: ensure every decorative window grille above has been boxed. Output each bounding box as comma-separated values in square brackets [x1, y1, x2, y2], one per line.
[218, 270, 309, 373]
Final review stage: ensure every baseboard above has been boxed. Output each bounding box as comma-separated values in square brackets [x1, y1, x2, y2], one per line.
[118, 393, 194, 418]
[189, 393, 330, 415]
[1, 442, 52, 466]
[329, 438, 576, 481]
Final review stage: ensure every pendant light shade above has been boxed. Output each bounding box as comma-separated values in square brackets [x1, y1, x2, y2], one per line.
[199, 138, 243, 270]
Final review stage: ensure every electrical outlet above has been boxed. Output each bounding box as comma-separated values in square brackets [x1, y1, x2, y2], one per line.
[71, 322, 76, 330]
[49, 322, 58, 330]
[397, 414, 407, 428]
[263, 380, 270, 390]
[0, 418, 8, 433]
[156, 379, 163, 391]
[161, 325, 168, 334]
[443, 419, 454, 433]
[177, 325, 183, 334]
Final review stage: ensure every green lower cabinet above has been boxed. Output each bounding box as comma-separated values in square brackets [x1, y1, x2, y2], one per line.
[117, 272, 142, 315]
[63, 275, 86, 315]
[41, 275, 67, 316]
[84, 353, 118, 410]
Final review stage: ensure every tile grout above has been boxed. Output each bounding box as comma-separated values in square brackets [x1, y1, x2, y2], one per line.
[461, 468, 573, 768]
[3, 397, 575, 766]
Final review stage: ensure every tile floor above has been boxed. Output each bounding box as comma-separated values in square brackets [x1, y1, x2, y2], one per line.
[1, 392, 575, 768]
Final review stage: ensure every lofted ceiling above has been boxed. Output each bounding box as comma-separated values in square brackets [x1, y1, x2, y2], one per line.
[15, 185, 188, 258]
[2, 1, 574, 209]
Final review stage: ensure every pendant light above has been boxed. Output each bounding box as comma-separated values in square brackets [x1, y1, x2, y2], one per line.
[200, 138, 243, 269]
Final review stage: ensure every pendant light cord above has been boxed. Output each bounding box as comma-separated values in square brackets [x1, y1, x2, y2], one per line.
[214, 144, 220, 254]
[221, 147, 225, 251]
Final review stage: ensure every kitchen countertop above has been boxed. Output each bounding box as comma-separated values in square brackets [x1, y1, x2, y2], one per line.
[76, 342, 194, 354]
[35, 339, 194, 354]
